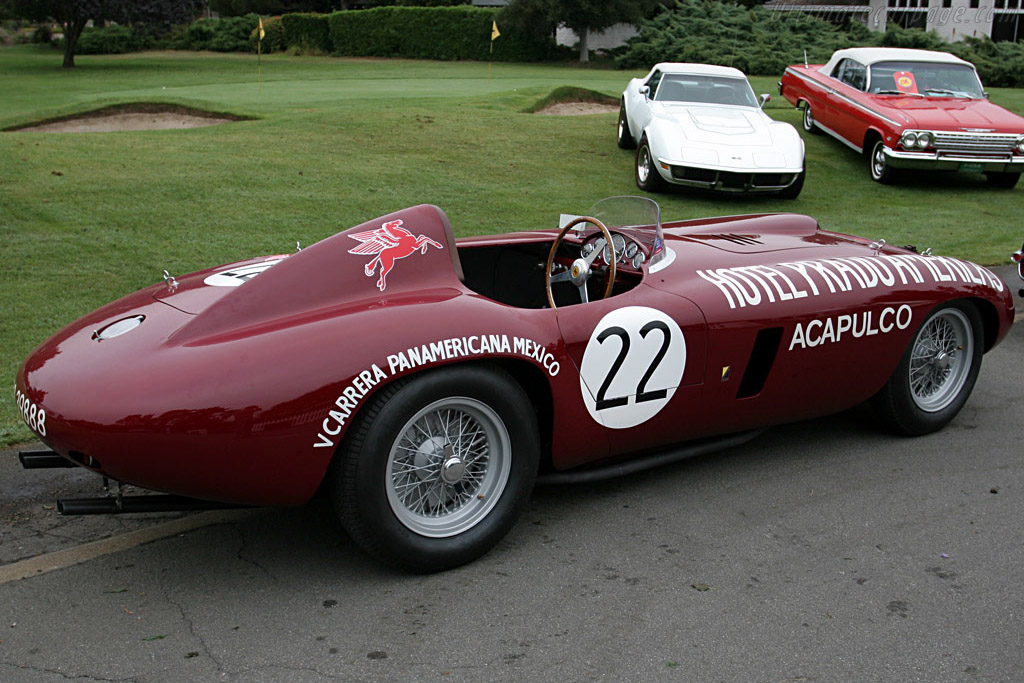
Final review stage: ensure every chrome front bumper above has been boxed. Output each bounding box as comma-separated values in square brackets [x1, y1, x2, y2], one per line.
[883, 147, 1024, 173]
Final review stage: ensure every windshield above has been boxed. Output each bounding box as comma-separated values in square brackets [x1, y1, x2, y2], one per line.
[655, 74, 758, 107]
[868, 61, 984, 98]
[588, 196, 666, 269]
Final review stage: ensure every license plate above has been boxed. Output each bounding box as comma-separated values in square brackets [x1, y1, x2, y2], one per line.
[959, 162, 984, 173]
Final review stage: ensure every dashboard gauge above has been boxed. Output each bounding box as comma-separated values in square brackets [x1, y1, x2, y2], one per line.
[581, 241, 596, 258]
[624, 242, 638, 259]
[632, 252, 645, 270]
[604, 234, 626, 263]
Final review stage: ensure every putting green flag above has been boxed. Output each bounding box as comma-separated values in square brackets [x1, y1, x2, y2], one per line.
[258, 17, 265, 41]
[491, 21, 500, 41]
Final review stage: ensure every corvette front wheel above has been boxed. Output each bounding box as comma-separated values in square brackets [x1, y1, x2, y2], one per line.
[871, 302, 983, 436]
[332, 365, 539, 572]
[636, 135, 666, 192]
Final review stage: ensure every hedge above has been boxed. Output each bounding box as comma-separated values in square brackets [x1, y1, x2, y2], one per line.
[281, 12, 331, 54]
[326, 6, 552, 62]
[363, 0, 473, 6]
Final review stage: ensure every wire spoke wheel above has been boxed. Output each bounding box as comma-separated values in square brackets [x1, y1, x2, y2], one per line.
[334, 366, 538, 572]
[907, 307, 973, 412]
[387, 397, 511, 538]
[871, 302, 983, 436]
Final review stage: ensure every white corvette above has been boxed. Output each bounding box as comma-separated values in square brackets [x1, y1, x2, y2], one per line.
[619, 63, 805, 198]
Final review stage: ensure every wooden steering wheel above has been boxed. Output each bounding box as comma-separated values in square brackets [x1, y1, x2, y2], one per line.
[544, 216, 617, 309]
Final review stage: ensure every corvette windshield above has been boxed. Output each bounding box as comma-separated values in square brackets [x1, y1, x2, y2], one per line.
[868, 61, 984, 98]
[655, 74, 758, 107]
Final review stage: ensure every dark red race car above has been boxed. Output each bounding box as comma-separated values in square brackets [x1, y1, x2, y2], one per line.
[779, 47, 1024, 187]
[1013, 243, 1024, 296]
[15, 197, 1015, 571]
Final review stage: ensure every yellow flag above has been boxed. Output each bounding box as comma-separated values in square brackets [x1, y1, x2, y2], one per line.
[258, 17, 265, 40]
[491, 21, 500, 41]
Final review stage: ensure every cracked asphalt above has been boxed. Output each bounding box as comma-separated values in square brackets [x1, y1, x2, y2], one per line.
[1, 266, 1021, 682]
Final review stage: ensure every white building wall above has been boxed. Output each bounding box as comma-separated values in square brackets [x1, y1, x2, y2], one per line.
[926, 1, 994, 40]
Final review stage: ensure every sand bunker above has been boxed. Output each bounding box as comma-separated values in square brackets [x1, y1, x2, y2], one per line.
[535, 102, 618, 116]
[10, 106, 239, 133]
[20, 113, 230, 133]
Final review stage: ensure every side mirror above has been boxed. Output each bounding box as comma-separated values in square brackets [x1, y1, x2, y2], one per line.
[639, 85, 650, 99]
[760, 93, 771, 108]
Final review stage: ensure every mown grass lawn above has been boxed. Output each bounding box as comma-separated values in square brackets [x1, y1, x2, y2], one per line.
[1, 44, 1021, 444]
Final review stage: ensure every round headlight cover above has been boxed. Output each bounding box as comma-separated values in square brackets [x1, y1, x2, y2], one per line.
[916, 131, 933, 149]
[900, 130, 918, 148]
[95, 315, 145, 341]
[1016, 136, 1024, 154]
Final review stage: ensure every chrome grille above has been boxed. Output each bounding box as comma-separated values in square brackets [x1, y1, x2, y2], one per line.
[932, 131, 1019, 155]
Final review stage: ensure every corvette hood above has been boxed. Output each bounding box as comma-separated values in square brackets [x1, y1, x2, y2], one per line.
[659, 103, 775, 146]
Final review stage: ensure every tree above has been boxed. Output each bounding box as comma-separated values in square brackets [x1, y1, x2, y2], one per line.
[209, 0, 332, 17]
[504, 0, 658, 63]
[9, 0, 203, 67]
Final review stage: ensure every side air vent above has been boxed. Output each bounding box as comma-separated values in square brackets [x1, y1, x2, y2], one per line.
[737, 327, 783, 398]
[711, 233, 763, 246]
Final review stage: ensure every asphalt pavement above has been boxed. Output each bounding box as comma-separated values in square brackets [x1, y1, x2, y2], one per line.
[1, 266, 1021, 683]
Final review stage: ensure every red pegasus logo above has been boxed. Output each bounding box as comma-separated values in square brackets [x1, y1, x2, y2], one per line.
[347, 219, 443, 291]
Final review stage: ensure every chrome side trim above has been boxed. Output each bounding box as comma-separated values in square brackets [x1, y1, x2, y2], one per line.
[783, 67, 902, 127]
[815, 120, 864, 153]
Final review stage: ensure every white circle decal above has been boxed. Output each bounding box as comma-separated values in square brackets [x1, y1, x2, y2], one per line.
[579, 306, 685, 429]
[203, 256, 288, 287]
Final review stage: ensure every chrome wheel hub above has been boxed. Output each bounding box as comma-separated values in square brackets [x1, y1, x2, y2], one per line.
[440, 454, 466, 485]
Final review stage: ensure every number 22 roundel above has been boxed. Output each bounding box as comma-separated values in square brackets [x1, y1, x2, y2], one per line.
[578, 306, 685, 429]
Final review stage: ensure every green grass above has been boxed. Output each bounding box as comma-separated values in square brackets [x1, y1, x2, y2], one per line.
[1, 44, 1022, 445]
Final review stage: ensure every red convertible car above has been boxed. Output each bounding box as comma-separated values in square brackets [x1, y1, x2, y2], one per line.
[15, 197, 1015, 571]
[779, 47, 1024, 187]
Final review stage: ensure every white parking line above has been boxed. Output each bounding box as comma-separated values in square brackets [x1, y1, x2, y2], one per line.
[0, 509, 252, 585]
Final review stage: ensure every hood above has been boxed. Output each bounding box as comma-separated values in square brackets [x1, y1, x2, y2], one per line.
[870, 96, 1024, 132]
[659, 103, 774, 147]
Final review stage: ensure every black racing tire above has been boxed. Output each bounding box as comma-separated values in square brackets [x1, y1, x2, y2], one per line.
[984, 171, 1020, 189]
[801, 102, 820, 135]
[635, 135, 666, 193]
[331, 365, 539, 572]
[777, 168, 805, 199]
[869, 138, 898, 184]
[617, 99, 635, 149]
[871, 301, 984, 436]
